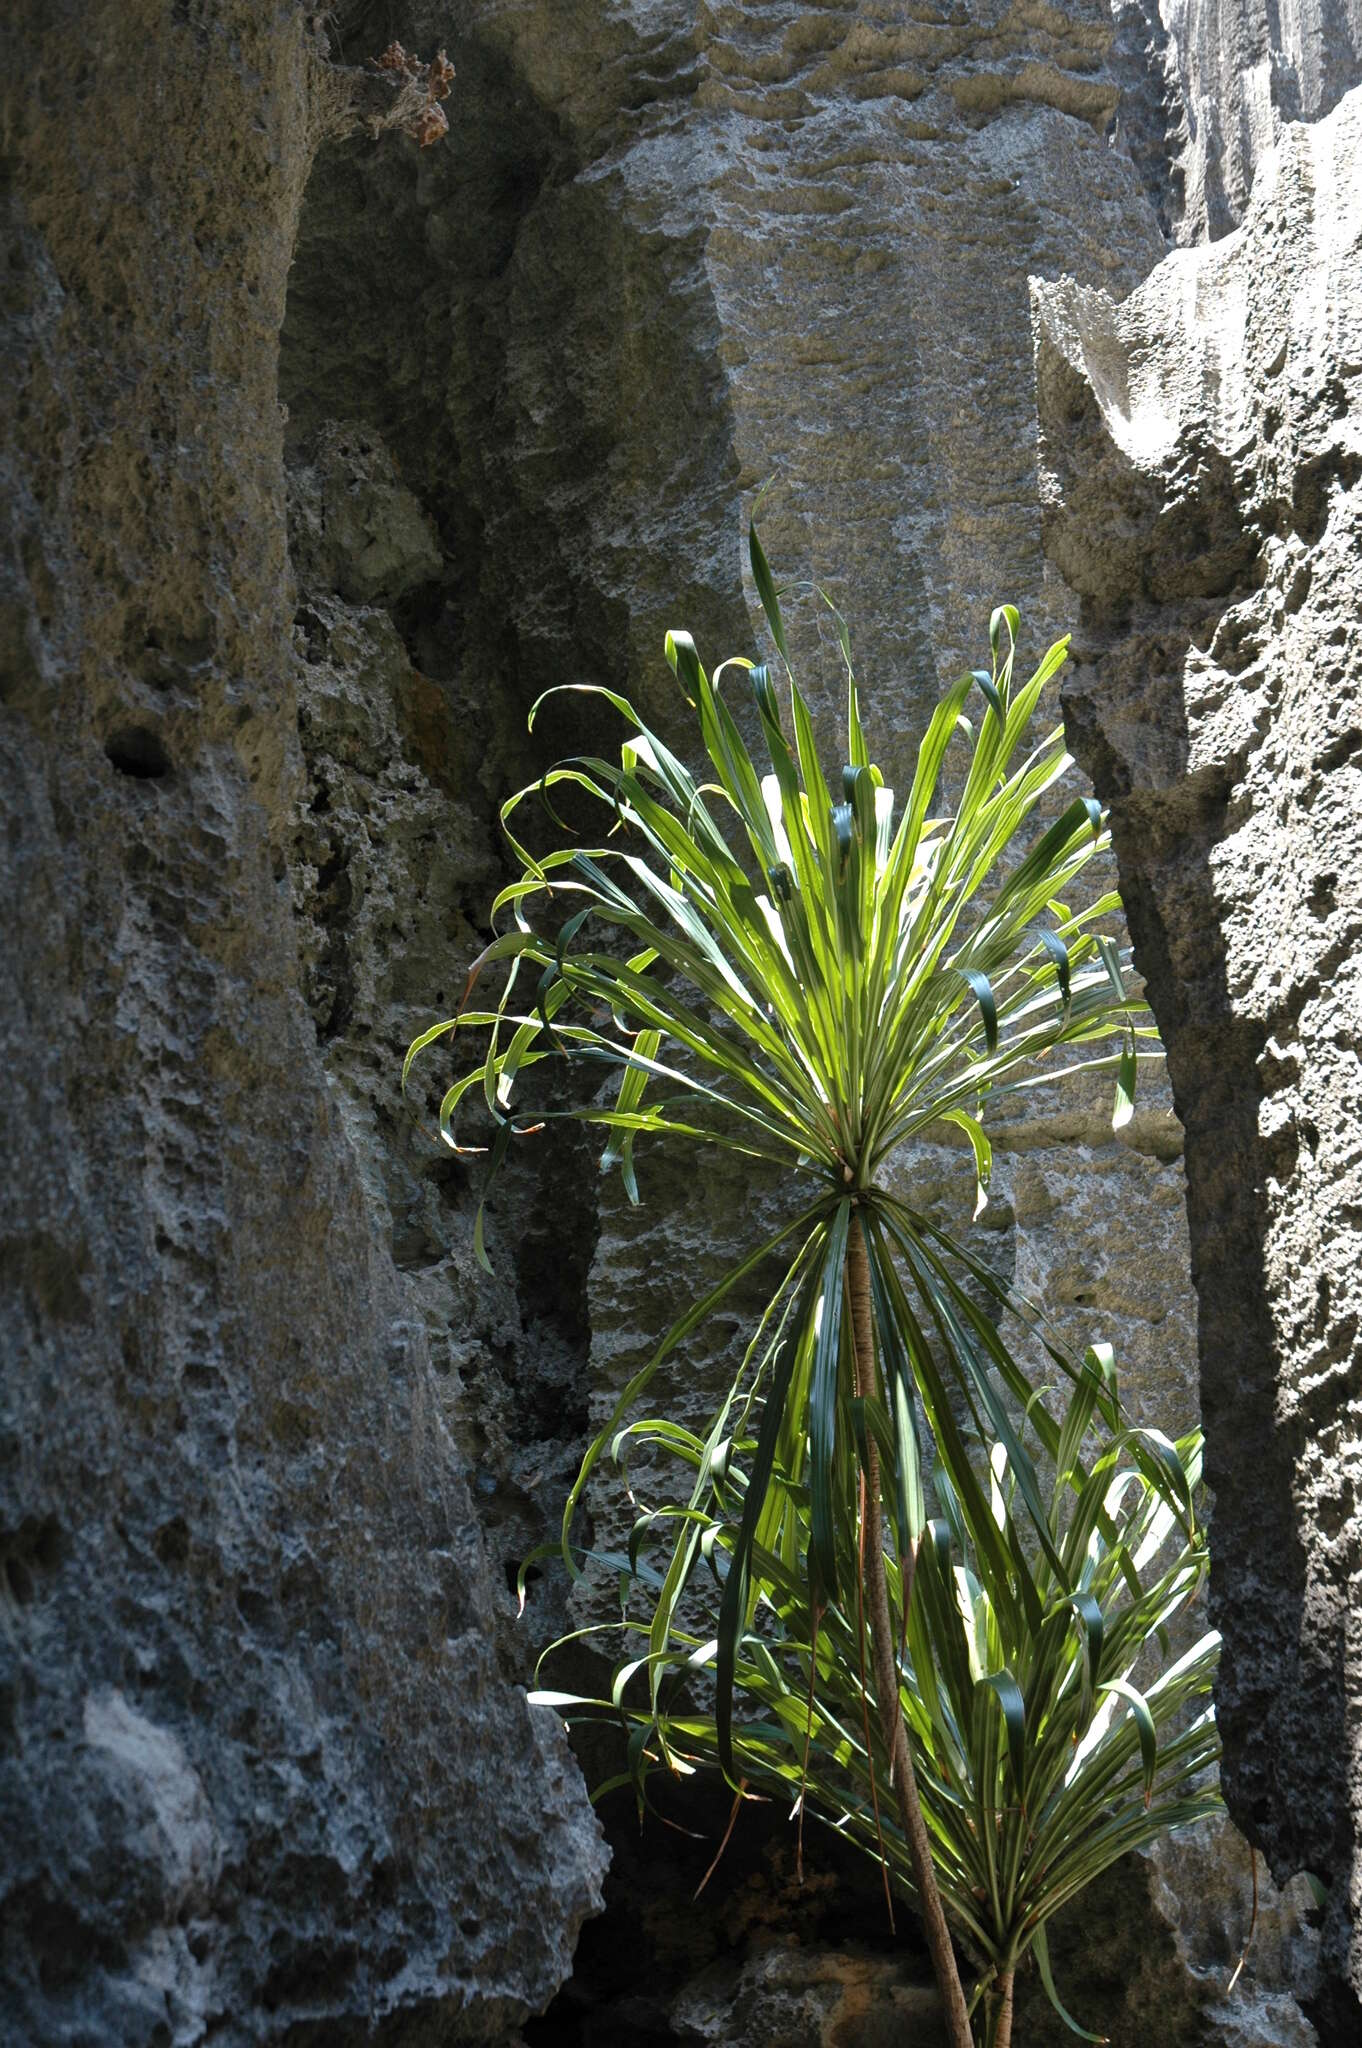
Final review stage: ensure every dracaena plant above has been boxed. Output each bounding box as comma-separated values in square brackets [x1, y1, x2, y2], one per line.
[536, 1348, 1220, 2048]
[405, 521, 1181, 2047]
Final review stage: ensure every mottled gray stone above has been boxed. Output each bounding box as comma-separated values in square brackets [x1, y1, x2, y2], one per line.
[279, 5, 1321, 2044]
[288, 421, 444, 607]
[1112, 0, 1362, 243]
[671, 1944, 945, 2048]
[0, 7, 604, 2043]
[5, 0, 1359, 2043]
[285, 457, 602, 1663]
[1033, 79, 1362, 2040]
[1153, 1818, 1322, 2048]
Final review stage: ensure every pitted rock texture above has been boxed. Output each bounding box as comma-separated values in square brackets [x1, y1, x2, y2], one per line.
[671, 1944, 946, 2048]
[288, 422, 444, 608]
[1111, 0, 1362, 243]
[1033, 80, 1362, 2039]
[284, 3, 1314, 2043]
[0, 7, 604, 2044]
[1152, 1818, 1321, 2048]
[519, 1774, 948, 2048]
[3, 1, 1356, 2044]
[285, 428, 603, 1666]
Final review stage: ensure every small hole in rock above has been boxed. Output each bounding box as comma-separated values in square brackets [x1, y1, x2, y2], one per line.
[4, 1557, 34, 1606]
[154, 1517, 191, 1567]
[105, 726, 172, 779]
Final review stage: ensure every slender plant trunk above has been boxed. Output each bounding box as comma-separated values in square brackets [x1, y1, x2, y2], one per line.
[847, 1208, 975, 2048]
[991, 1967, 1015, 2048]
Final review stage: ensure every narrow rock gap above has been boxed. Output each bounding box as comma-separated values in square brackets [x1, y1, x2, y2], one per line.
[278, 19, 609, 1628]
[274, 15, 915, 2038]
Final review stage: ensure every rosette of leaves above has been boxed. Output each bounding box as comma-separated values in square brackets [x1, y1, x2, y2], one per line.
[405, 523, 1166, 2045]
[533, 1346, 1220, 2047]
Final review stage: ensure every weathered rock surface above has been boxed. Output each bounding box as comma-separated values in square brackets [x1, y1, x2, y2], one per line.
[288, 422, 444, 608]
[1033, 78, 1362, 2039]
[287, 1, 1332, 2043]
[284, 424, 602, 1666]
[0, 7, 604, 2043]
[671, 1944, 945, 2048]
[5, 0, 1361, 2042]
[1111, 0, 1362, 243]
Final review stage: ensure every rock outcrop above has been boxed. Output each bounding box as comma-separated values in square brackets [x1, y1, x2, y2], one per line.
[0, 8, 604, 2043]
[1110, 0, 1362, 242]
[281, 17, 1239, 2038]
[1034, 78, 1362, 2041]
[4, 0, 1361, 2041]
[671, 1945, 947, 2048]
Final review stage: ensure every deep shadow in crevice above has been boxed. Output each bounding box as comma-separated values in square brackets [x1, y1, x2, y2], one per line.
[104, 725, 172, 780]
[280, 2, 743, 1454]
[522, 1773, 931, 2048]
[276, 15, 802, 2038]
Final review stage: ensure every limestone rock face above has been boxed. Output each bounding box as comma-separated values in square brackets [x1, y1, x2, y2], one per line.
[280, 0, 1343, 2041]
[4, 0, 1361, 2043]
[284, 430, 603, 1667]
[1033, 80, 1362, 2038]
[1111, 0, 1362, 242]
[0, 7, 604, 2043]
[671, 1944, 946, 2048]
[288, 422, 444, 607]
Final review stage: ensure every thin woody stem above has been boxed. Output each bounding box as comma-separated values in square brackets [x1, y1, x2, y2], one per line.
[992, 1966, 1015, 2048]
[847, 1207, 975, 2048]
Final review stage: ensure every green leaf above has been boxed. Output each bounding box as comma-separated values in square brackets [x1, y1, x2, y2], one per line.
[972, 667, 1005, 728]
[716, 1259, 822, 1781]
[977, 1668, 1027, 1803]
[1113, 1028, 1137, 1130]
[864, 1235, 925, 1550]
[1095, 934, 1126, 1001]
[988, 605, 1019, 666]
[1030, 924, 1072, 1013]
[601, 1027, 662, 1201]
[749, 515, 790, 663]
[941, 1108, 991, 1220]
[1067, 1592, 1105, 1717]
[1098, 1678, 1158, 1806]
[808, 1202, 851, 1599]
[957, 967, 998, 1055]
[1034, 1925, 1109, 2042]
[473, 1119, 513, 1274]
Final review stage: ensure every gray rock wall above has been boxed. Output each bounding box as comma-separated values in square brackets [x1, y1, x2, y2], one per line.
[1111, 0, 1362, 241]
[280, 3, 1324, 2042]
[1033, 79, 1362, 2042]
[0, 8, 604, 2043]
[3, 0, 1360, 2041]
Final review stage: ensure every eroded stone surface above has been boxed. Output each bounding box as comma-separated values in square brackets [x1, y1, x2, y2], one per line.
[0, 8, 604, 2043]
[672, 1944, 945, 2048]
[1111, 0, 1362, 243]
[1034, 80, 1362, 2039]
[283, 4, 1320, 2044]
[284, 435, 604, 1666]
[4, 0, 1358, 2042]
[288, 421, 444, 607]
